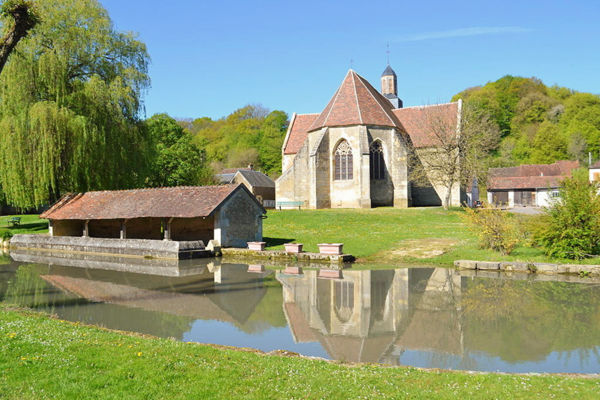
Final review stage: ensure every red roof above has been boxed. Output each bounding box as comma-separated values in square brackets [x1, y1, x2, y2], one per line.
[283, 113, 318, 155]
[393, 103, 460, 148]
[488, 160, 580, 190]
[40, 184, 263, 220]
[307, 70, 402, 132]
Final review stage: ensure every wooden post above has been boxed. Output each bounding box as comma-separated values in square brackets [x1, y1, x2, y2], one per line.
[120, 220, 127, 239]
[83, 220, 89, 237]
[163, 218, 172, 241]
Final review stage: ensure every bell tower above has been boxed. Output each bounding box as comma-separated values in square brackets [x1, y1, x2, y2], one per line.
[381, 65, 402, 109]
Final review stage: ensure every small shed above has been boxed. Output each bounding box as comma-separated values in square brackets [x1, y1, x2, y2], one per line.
[215, 167, 275, 208]
[40, 184, 265, 248]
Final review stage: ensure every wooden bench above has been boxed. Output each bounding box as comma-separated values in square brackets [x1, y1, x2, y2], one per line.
[276, 201, 303, 210]
[7, 217, 21, 227]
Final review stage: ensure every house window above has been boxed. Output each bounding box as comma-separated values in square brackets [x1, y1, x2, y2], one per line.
[369, 141, 385, 180]
[334, 140, 353, 180]
[550, 190, 560, 198]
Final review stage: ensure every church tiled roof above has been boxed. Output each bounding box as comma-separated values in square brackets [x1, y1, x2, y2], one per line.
[393, 102, 460, 148]
[282, 71, 462, 154]
[283, 113, 319, 155]
[307, 70, 402, 132]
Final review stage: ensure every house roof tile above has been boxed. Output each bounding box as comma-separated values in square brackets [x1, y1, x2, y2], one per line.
[487, 160, 579, 190]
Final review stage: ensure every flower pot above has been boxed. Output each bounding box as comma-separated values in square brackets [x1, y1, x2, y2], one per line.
[247, 241, 266, 251]
[317, 243, 343, 255]
[284, 243, 303, 253]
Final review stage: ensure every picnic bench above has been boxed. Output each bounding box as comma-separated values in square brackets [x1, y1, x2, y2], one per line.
[276, 201, 303, 210]
[7, 217, 21, 227]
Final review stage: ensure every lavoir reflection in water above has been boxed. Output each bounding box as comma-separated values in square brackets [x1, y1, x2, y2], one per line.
[2, 251, 600, 374]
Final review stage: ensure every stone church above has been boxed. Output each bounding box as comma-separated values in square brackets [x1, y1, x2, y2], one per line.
[276, 65, 464, 208]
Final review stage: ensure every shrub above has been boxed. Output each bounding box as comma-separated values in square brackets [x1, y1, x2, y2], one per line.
[1, 230, 12, 241]
[537, 169, 600, 259]
[464, 204, 519, 255]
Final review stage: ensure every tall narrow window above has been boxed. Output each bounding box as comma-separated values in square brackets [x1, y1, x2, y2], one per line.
[334, 140, 353, 180]
[369, 141, 385, 180]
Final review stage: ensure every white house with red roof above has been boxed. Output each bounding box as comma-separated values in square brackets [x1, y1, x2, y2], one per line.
[487, 160, 580, 207]
[276, 65, 463, 208]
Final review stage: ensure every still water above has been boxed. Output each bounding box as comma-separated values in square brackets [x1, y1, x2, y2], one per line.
[2, 251, 600, 374]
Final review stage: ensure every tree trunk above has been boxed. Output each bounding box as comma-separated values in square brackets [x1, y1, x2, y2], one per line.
[0, 3, 37, 75]
[444, 183, 453, 210]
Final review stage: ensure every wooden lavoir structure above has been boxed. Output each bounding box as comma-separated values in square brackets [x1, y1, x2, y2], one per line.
[10, 184, 267, 259]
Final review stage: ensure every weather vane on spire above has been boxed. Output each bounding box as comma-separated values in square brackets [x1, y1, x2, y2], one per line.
[386, 42, 390, 65]
[350, 58, 354, 69]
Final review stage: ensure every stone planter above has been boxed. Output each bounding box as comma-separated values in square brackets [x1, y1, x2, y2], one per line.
[284, 243, 303, 253]
[247, 242, 266, 251]
[317, 243, 343, 255]
[318, 269, 343, 279]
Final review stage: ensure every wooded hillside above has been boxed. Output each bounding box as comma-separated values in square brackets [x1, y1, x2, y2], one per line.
[453, 76, 600, 167]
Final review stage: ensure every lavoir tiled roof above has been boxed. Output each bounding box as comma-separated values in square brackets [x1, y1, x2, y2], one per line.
[488, 160, 579, 190]
[40, 184, 263, 220]
[307, 70, 403, 132]
[282, 70, 460, 154]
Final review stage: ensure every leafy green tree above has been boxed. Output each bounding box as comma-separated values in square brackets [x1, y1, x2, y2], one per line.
[0, 0, 151, 208]
[258, 110, 288, 176]
[145, 114, 211, 187]
[0, 0, 38, 74]
[537, 169, 600, 259]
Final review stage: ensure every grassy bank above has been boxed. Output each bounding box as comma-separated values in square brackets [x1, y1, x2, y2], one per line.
[0, 215, 48, 237]
[0, 305, 598, 399]
[263, 208, 597, 266]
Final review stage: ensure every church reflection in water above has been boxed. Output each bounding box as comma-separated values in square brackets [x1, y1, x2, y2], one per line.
[3, 250, 600, 373]
[278, 268, 463, 365]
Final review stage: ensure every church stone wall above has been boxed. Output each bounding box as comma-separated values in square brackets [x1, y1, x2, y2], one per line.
[328, 126, 370, 208]
[275, 140, 312, 207]
[412, 147, 461, 207]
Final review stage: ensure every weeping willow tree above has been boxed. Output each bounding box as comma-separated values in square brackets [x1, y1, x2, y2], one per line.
[0, 0, 151, 208]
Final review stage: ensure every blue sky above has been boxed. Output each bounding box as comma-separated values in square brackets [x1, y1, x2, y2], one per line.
[101, 0, 600, 120]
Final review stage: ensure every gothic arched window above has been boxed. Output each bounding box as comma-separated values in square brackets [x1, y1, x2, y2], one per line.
[334, 140, 353, 180]
[369, 141, 385, 180]
[334, 280, 354, 322]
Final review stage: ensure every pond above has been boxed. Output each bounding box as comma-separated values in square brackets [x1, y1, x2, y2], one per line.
[2, 250, 600, 374]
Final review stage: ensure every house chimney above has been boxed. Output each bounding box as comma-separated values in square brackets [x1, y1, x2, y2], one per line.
[248, 163, 254, 170]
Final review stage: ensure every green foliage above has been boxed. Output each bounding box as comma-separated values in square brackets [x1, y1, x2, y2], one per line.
[454, 75, 600, 168]
[537, 170, 600, 259]
[0, 0, 151, 208]
[463, 205, 519, 255]
[145, 114, 212, 187]
[183, 105, 288, 177]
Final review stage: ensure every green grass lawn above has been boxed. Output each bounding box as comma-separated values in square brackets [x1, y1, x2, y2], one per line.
[0, 304, 598, 400]
[0, 214, 48, 237]
[263, 207, 598, 267]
